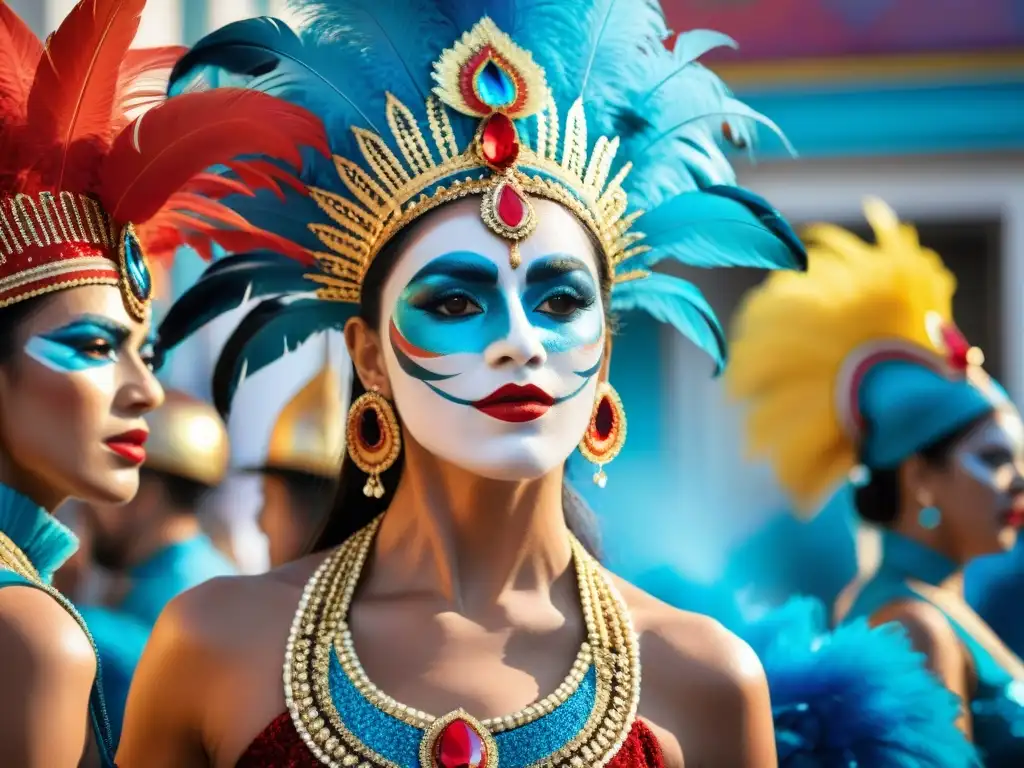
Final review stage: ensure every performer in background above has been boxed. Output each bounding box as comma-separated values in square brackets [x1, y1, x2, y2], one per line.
[221, 331, 347, 567]
[0, 1, 327, 764]
[729, 198, 1024, 766]
[118, 1, 809, 765]
[77, 390, 235, 744]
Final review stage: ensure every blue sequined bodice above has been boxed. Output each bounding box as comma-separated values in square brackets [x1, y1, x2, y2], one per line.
[844, 531, 1024, 766]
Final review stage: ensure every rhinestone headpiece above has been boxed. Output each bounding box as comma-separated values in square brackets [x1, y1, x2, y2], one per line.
[307, 18, 644, 304]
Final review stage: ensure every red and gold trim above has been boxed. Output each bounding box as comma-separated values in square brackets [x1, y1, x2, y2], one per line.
[0, 192, 150, 319]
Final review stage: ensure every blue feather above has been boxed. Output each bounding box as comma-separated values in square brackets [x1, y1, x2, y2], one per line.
[741, 598, 980, 768]
[156, 252, 314, 365]
[212, 295, 354, 415]
[610, 272, 726, 373]
[168, 16, 382, 139]
[622, 187, 807, 272]
[293, 0, 457, 107]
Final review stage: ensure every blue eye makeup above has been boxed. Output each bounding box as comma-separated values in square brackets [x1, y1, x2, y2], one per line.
[392, 251, 602, 359]
[24, 315, 134, 373]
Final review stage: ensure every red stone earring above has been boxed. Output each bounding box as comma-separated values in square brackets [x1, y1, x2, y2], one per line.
[579, 383, 627, 488]
[346, 387, 401, 498]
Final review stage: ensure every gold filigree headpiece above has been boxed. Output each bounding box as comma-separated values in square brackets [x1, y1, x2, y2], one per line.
[306, 18, 645, 304]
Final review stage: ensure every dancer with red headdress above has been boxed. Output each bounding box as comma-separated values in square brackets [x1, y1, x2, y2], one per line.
[0, 1, 327, 764]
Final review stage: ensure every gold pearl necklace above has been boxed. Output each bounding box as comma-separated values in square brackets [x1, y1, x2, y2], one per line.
[284, 516, 641, 768]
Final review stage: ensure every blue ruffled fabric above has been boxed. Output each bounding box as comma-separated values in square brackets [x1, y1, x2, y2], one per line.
[0, 483, 77, 583]
[744, 597, 978, 768]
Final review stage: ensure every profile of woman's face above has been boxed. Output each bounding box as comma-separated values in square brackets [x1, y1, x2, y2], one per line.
[0, 285, 164, 508]
[377, 197, 606, 481]
[933, 409, 1024, 557]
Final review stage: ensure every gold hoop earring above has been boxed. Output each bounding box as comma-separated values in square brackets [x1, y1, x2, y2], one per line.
[346, 387, 401, 498]
[579, 383, 626, 488]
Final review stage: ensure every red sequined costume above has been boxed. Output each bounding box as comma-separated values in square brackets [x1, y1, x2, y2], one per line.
[237, 713, 665, 768]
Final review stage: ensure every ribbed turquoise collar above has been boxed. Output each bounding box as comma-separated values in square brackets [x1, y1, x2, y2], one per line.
[879, 529, 958, 587]
[0, 483, 78, 583]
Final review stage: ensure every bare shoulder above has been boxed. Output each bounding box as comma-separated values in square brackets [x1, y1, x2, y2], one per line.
[0, 585, 96, 765]
[155, 552, 326, 653]
[872, 598, 963, 667]
[610, 574, 776, 767]
[0, 583, 95, 679]
[119, 553, 329, 767]
[614, 575, 766, 705]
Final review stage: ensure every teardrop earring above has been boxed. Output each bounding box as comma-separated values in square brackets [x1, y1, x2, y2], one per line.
[346, 387, 401, 498]
[916, 490, 942, 530]
[579, 383, 627, 488]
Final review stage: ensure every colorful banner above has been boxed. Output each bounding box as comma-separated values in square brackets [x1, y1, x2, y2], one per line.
[665, 0, 1024, 61]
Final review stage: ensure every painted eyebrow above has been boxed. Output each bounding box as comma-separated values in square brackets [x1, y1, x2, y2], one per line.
[525, 255, 591, 283]
[408, 252, 500, 284]
[46, 314, 131, 339]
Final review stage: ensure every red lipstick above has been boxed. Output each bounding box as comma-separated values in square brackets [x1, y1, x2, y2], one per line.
[105, 429, 149, 465]
[472, 384, 554, 423]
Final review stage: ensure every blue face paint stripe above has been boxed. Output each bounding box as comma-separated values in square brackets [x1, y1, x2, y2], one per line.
[423, 373, 595, 407]
[390, 337, 457, 382]
[574, 360, 602, 379]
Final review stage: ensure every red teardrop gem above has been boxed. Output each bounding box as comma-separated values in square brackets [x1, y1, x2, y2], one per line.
[595, 396, 615, 440]
[480, 113, 519, 169]
[496, 184, 526, 228]
[434, 719, 487, 768]
[940, 323, 971, 371]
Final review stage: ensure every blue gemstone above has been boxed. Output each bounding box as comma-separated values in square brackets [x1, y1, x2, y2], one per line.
[123, 228, 151, 302]
[476, 60, 516, 108]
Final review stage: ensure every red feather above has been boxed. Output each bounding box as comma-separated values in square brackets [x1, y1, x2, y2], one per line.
[0, 3, 42, 125]
[226, 159, 308, 198]
[113, 45, 185, 129]
[26, 0, 147, 189]
[98, 88, 329, 224]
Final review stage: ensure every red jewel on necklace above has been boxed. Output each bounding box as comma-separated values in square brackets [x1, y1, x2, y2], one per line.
[434, 718, 488, 768]
[479, 113, 519, 170]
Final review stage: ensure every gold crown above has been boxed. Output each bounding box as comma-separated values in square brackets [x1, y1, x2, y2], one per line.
[267, 357, 345, 478]
[305, 18, 646, 304]
[144, 390, 230, 487]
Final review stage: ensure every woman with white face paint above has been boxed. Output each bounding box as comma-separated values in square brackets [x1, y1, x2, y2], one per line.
[730, 198, 1024, 766]
[0, 1, 327, 764]
[126, 3, 982, 767]
[119, 0, 984, 764]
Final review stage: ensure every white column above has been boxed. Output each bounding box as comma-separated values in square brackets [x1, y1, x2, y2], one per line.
[209, 0, 260, 28]
[135, 0, 184, 46]
[1001, 192, 1024, 405]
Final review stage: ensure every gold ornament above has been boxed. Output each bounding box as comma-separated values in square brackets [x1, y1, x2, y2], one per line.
[283, 517, 642, 767]
[345, 388, 401, 498]
[579, 383, 627, 488]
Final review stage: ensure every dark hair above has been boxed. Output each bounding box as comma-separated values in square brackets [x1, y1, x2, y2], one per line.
[853, 413, 991, 524]
[0, 296, 48, 365]
[263, 466, 338, 524]
[311, 203, 612, 556]
[142, 467, 212, 510]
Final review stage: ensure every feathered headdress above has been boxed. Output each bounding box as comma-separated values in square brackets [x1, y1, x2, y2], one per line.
[155, 0, 805, 404]
[728, 198, 1008, 513]
[0, 0, 328, 321]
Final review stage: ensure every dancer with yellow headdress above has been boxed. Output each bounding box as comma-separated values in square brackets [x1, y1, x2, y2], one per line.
[730, 199, 1024, 765]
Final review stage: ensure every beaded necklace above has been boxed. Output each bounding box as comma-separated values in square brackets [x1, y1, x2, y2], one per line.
[284, 517, 641, 768]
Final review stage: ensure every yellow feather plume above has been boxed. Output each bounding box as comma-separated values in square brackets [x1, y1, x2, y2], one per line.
[726, 198, 956, 515]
